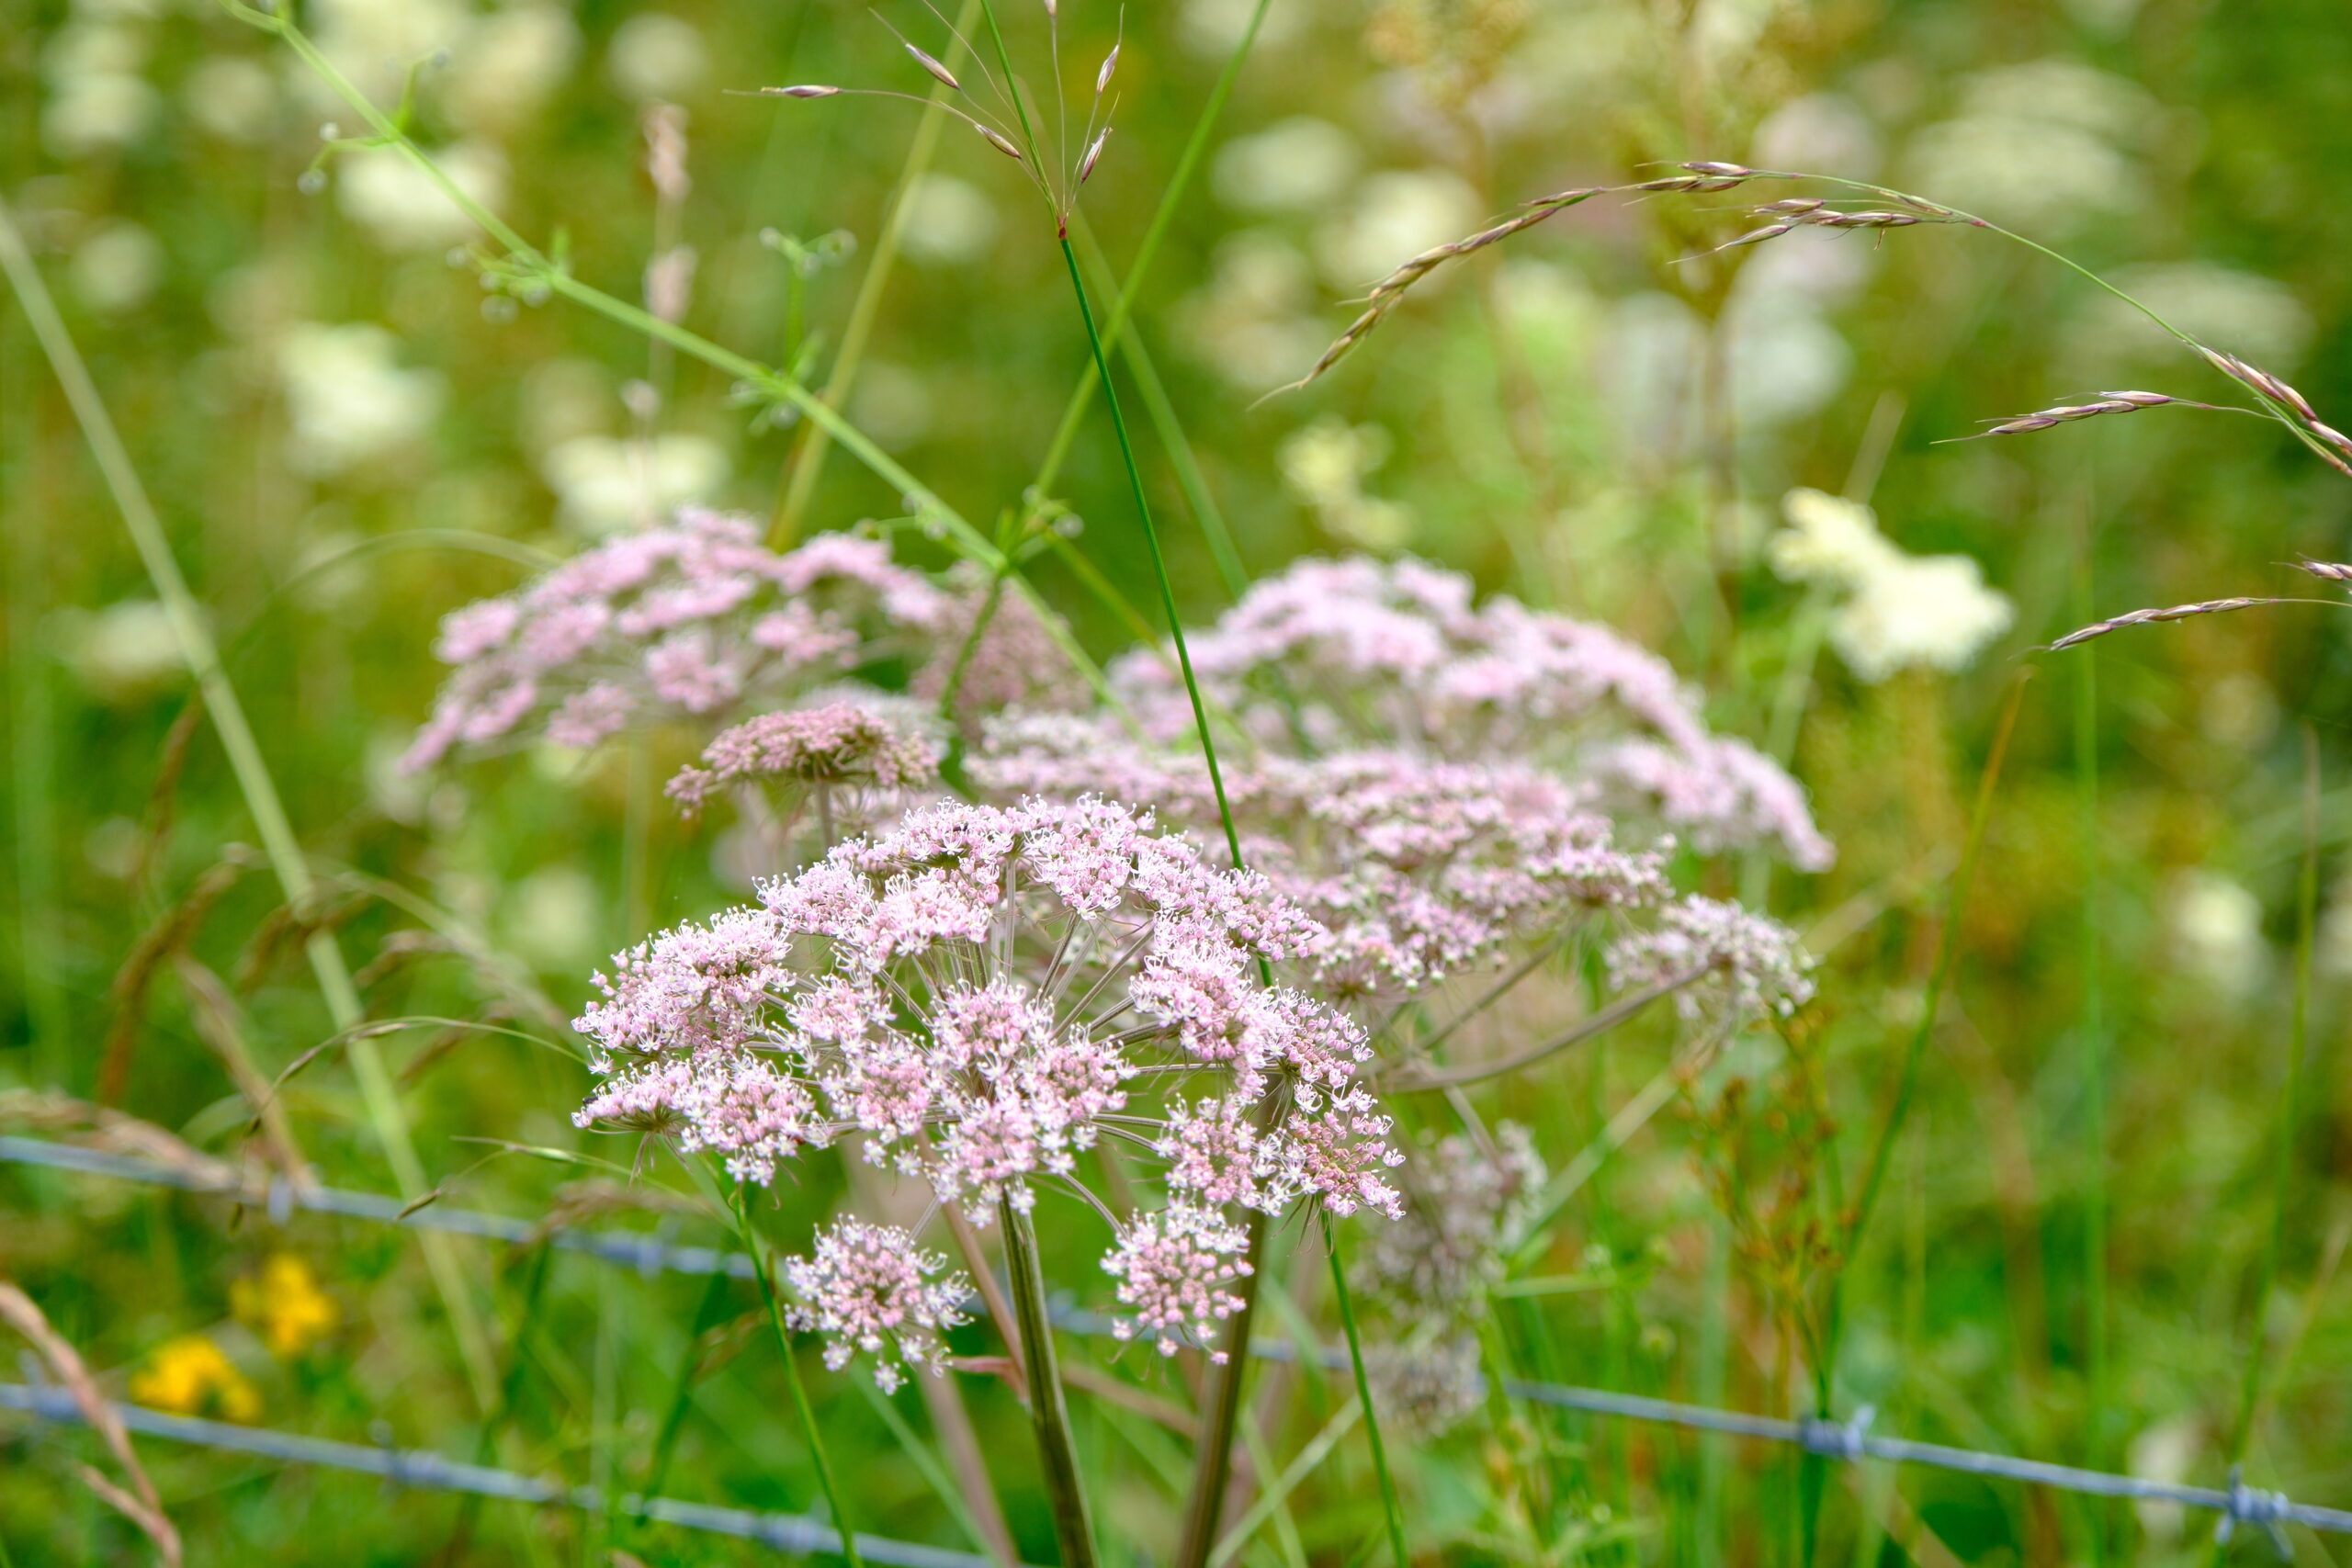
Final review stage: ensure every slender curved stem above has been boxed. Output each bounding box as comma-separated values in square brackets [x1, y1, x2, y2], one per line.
[732, 1183, 866, 1568]
[1386, 969, 1702, 1092]
[1055, 237, 1249, 875]
[0, 191, 501, 1409]
[1324, 1215, 1408, 1568]
[774, 0, 983, 544]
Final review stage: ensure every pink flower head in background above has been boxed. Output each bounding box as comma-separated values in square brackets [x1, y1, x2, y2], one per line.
[665, 696, 944, 851]
[571, 794, 1401, 1376]
[1101, 555, 1833, 870]
[403, 511, 949, 770]
[783, 1219, 972, 1393]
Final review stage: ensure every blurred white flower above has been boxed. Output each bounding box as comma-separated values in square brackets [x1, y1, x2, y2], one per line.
[1770, 488, 2013, 682]
[1907, 117, 2137, 234]
[1956, 59, 2155, 141]
[181, 56, 278, 143]
[42, 22, 160, 159]
[1905, 62, 2154, 235]
[541, 433, 729, 534]
[1175, 231, 1326, 391]
[2127, 1417, 2199, 1541]
[2166, 869, 2266, 998]
[847, 363, 934, 450]
[305, 0, 469, 105]
[1215, 118, 1361, 214]
[277, 322, 446, 477]
[60, 599, 185, 700]
[502, 864, 603, 969]
[1600, 291, 1702, 460]
[1279, 416, 1413, 550]
[1315, 168, 1480, 289]
[70, 220, 164, 313]
[447, 5, 580, 137]
[336, 141, 505, 252]
[898, 175, 1001, 266]
[606, 14, 710, 102]
[1180, 0, 1304, 59]
[1752, 93, 1881, 180]
[1724, 309, 1851, 431]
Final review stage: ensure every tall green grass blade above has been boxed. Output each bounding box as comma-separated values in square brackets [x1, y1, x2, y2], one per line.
[2211, 728, 2319, 1566]
[2075, 546, 2111, 1566]
[0, 190, 502, 1410]
[731, 1181, 867, 1568]
[1324, 1216, 1408, 1568]
[774, 0, 985, 544]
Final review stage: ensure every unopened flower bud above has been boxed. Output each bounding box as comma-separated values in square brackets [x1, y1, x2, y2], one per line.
[976, 122, 1023, 160]
[765, 85, 841, 98]
[903, 42, 962, 91]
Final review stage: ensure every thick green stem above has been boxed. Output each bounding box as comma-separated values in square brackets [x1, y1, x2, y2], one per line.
[1001, 1201, 1100, 1568]
[734, 1184, 866, 1568]
[1173, 1207, 1269, 1568]
[0, 191, 500, 1410]
[1325, 1215, 1408, 1568]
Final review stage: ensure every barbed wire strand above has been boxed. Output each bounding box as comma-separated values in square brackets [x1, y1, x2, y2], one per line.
[5, 1134, 2345, 1551]
[0, 1379, 1014, 1568]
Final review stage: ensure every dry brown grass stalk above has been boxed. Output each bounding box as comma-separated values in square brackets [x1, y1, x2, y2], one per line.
[0, 1280, 184, 1567]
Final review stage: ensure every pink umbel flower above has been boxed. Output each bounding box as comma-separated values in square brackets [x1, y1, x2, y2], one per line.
[665, 697, 944, 862]
[911, 562, 1088, 735]
[570, 795, 1401, 1371]
[978, 724, 1671, 998]
[1606, 894, 1815, 1020]
[782, 1219, 972, 1393]
[404, 510, 949, 770]
[1095, 555, 1833, 870]
[1102, 1200, 1255, 1359]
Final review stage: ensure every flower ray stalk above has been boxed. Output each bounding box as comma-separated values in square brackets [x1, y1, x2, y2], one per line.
[0, 191, 503, 1410]
[1325, 1214, 1408, 1568]
[1002, 1199, 1100, 1568]
[733, 1182, 867, 1568]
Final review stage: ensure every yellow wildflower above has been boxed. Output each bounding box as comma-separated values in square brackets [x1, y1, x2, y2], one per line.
[231, 1253, 338, 1358]
[128, 1334, 261, 1423]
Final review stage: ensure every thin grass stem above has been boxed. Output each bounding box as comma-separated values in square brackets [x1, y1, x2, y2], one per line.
[1323, 1214, 1408, 1568]
[774, 0, 984, 544]
[2074, 542, 2111, 1566]
[731, 1182, 866, 1568]
[0, 189, 501, 1410]
[1033, 0, 1275, 498]
[2212, 727, 2319, 1563]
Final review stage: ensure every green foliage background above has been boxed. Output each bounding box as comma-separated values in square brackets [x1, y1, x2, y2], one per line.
[4, 0, 2350, 1562]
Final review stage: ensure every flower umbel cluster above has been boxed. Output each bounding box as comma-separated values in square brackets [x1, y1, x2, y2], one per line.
[1096, 555, 1832, 868]
[975, 557, 1823, 1041]
[404, 510, 947, 769]
[572, 795, 1404, 1376]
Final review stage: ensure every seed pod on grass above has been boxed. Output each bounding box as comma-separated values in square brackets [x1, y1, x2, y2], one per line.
[2048, 597, 2289, 650]
[901, 41, 962, 91]
[764, 85, 842, 98]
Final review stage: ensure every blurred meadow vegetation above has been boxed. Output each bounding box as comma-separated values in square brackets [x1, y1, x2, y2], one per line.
[6, 0, 2352, 1562]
